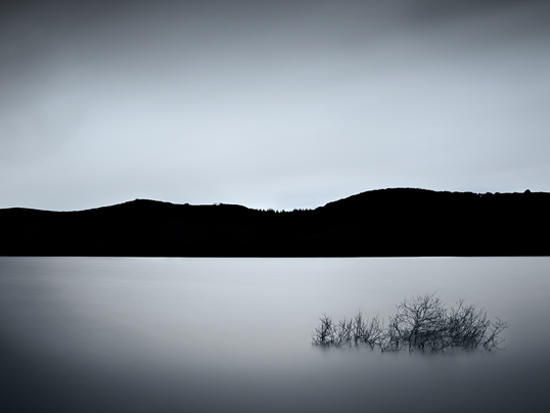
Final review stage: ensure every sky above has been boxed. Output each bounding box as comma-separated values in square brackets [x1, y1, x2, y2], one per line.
[1, 0, 549, 211]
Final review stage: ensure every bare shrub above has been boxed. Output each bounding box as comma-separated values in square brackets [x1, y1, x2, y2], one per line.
[335, 317, 354, 346]
[445, 299, 490, 350]
[312, 314, 336, 346]
[352, 311, 367, 345]
[312, 293, 507, 353]
[363, 315, 386, 349]
[350, 312, 386, 349]
[482, 317, 508, 351]
[389, 293, 447, 352]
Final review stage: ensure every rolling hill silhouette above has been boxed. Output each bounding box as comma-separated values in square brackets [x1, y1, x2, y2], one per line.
[1, 188, 549, 256]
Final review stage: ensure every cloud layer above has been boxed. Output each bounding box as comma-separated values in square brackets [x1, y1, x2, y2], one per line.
[1, 0, 549, 210]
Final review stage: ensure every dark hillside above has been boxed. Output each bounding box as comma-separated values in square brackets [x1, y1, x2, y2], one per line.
[1, 188, 549, 256]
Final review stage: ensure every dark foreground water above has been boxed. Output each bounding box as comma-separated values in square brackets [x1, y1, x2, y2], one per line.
[1, 257, 549, 413]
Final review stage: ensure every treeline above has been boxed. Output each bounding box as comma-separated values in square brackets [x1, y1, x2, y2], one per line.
[1, 188, 550, 256]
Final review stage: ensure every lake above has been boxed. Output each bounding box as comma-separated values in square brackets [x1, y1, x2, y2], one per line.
[1, 257, 549, 412]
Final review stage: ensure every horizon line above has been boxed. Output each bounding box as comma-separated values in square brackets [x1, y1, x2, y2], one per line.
[0, 187, 538, 213]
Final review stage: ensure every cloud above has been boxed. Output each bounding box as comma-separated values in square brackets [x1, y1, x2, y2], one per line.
[1, 0, 549, 210]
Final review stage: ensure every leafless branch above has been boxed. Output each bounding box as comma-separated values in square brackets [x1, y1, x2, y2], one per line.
[312, 293, 507, 353]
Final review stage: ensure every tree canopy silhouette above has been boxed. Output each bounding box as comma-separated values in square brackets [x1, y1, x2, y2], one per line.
[1, 188, 549, 256]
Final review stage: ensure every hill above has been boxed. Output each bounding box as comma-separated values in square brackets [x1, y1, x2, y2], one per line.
[1, 188, 549, 256]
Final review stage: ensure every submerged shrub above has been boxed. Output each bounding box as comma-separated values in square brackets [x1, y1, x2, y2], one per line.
[312, 293, 507, 352]
[312, 314, 337, 346]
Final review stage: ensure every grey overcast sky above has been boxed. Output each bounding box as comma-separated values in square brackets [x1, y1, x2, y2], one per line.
[1, 0, 549, 211]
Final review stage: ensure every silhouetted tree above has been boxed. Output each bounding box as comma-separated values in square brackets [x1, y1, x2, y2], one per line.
[389, 293, 447, 351]
[312, 293, 507, 353]
[312, 314, 337, 346]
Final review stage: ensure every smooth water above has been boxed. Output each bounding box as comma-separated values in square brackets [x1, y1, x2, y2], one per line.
[1, 257, 549, 412]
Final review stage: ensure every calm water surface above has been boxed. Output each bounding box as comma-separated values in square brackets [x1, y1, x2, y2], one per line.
[1, 257, 549, 412]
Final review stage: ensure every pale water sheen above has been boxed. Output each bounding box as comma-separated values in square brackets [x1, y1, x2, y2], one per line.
[1, 257, 549, 412]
